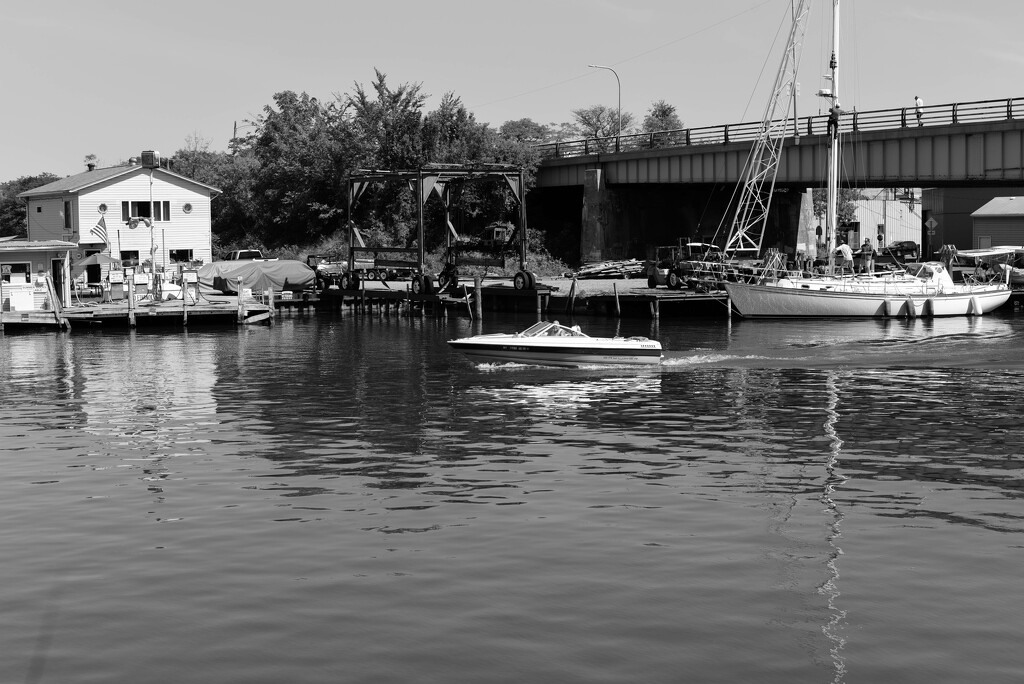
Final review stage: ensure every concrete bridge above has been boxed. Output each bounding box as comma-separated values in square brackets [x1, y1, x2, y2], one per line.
[529, 97, 1024, 263]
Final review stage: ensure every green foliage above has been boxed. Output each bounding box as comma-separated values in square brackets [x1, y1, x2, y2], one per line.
[499, 119, 549, 143]
[642, 100, 683, 132]
[571, 104, 635, 139]
[812, 187, 866, 226]
[0, 173, 61, 237]
[345, 69, 428, 169]
[250, 91, 357, 245]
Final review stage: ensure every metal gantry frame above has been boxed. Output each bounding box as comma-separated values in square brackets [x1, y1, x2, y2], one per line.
[722, 0, 810, 259]
[346, 165, 531, 292]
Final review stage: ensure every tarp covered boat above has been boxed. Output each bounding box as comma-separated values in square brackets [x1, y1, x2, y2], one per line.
[198, 260, 315, 294]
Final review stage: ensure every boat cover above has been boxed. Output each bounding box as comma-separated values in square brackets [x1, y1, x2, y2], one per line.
[198, 260, 315, 294]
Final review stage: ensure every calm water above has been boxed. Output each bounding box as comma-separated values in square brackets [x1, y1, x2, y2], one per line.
[3, 309, 1024, 683]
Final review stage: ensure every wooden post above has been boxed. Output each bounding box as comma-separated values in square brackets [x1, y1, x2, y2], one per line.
[183, 278, 188, 326]
[567, 277, 577, 314]
[236, 277, 245, 323]
[127, 273, 136, 327]
[266, 287, 276, 326]
[536, 291, 542, 320]
[0, 274, 4, 332]
[473, 276, 483, 320]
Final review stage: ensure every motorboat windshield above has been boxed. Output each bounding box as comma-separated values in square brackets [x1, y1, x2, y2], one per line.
[517, 321, 588, 338]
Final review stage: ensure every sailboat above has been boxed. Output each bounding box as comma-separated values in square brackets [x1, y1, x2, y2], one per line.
[723, 0, 1011, 318]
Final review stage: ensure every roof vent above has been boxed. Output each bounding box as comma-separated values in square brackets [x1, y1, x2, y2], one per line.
[87, 163, 96, 171]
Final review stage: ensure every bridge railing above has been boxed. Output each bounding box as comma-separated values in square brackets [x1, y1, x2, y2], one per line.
[535, 96, 1024, 161]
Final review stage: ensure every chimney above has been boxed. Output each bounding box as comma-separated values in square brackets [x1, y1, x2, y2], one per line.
[87, 163, 96, 171]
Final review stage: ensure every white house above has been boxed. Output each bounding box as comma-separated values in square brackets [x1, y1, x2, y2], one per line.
[17, 152, 221, 296]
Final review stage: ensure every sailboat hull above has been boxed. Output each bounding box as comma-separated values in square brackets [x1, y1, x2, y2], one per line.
[724, 281, 1011, 318]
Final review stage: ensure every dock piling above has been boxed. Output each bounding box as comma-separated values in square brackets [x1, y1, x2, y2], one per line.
[127, 273, 137, 327]
[473, 277, 483, 320]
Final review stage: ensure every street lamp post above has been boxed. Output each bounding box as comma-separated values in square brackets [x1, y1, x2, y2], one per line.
[588, 64, 621, 151]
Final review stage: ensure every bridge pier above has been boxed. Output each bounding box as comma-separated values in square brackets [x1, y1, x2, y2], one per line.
[581, 169, 614, 263]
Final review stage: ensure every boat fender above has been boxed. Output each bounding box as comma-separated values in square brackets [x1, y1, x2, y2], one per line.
[777, 278, 795, 288]
[906, 295, 917, 318]
[970, 295, 982, 315]
[884, 299, 899, 317]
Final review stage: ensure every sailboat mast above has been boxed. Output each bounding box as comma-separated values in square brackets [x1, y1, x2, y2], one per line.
[826, 0, 840, 273]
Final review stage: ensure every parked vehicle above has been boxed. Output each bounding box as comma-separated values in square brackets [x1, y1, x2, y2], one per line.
[226, 249, 267, 261]
[645, 242, 724, 289]
[306, 254, 409, 290]
[880, 241, 919, 259]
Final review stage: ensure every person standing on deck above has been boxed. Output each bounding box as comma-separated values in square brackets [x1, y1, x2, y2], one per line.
[836, 242, 854, 275]
[915, 95, 924, 126]
[859, 238, 875, 274]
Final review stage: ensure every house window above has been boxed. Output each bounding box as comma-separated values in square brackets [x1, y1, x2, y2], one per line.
[120, 251, 140, 268]
[1, 262, 32, 284]
[169, 249, 194, 263]
[64, 201, 73, 230]
[121, 200, 172, 222]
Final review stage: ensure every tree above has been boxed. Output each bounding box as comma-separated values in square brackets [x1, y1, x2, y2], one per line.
[570, 105, 635, 139]
[0, 174, 61, 237]
[421, 92, 490, 164]
[345, 69, 428, 170]
[499, 118, 549, 144]
[812, 187, 866, 227]
[247, 90, 359, 246]
[642, 100, 683, 132]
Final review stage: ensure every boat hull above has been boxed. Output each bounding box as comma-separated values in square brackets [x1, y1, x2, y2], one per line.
[724, 282, 1011, 318]
[448, 337, 663, 367]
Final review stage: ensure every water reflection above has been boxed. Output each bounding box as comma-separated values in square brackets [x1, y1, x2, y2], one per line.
[466, 372, 661, 416]
[719, 314, 1020, 368]
[819, 372, 848, 683]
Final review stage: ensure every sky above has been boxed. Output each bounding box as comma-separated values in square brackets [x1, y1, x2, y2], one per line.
[2, 0, 1020, 181]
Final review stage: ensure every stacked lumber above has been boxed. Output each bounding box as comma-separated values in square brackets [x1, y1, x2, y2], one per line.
[566, 259, 646, 279]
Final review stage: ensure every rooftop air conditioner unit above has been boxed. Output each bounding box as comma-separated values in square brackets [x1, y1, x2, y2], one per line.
[140, 150, 161, 169]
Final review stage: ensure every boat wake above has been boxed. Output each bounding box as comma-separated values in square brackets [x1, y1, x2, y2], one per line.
[660, 352, 769, 367]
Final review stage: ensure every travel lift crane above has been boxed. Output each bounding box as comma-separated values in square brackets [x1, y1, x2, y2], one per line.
[345, 165, 534, 294]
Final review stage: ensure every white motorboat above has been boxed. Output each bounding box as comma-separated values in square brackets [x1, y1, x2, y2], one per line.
[448, 320, 663, 367]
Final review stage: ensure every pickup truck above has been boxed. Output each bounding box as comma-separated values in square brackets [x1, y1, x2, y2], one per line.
[226, 249, 266, 260]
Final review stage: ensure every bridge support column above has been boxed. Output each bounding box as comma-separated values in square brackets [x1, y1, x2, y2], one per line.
[581, 168, 616, 263]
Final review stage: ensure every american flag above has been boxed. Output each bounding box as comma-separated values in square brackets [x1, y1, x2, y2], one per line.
[91, 215, 109, 245]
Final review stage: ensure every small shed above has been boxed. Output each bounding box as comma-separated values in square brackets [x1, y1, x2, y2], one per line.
[0, 237, 77, 311]
[970, 196, 1024, 248]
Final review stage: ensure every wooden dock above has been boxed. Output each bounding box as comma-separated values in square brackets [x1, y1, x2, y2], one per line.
[310, 277, 730, 320]
[2, 292, 274, 331]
